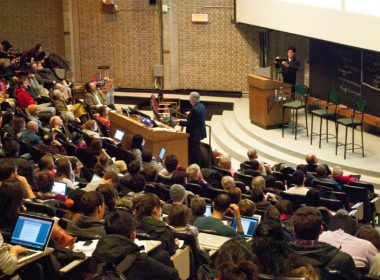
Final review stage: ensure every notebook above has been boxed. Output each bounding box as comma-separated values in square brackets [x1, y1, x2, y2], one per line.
[113, 129, 125, 143]
[198, 232, 230, 250]
[231, 216, 259, 237]
[10, 214, 54, 263]
[157, 147, 166, 162]
[52, 181, 67, 195]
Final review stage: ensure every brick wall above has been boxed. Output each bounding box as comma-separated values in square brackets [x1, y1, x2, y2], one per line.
[0, 0, 64, 56]
[76, 0, 161, 88]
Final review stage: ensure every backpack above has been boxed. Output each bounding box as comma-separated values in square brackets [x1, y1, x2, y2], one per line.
[89, 253, 137, 280]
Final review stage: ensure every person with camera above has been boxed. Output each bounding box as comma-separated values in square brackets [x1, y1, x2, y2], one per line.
[274, 46, 300, 92]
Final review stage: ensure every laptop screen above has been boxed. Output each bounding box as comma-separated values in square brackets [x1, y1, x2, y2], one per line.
[205, 204, 212, 217]
[52, 181, 67, 195]
[231, 216, 259, 237]
[114, 129, 125, 142]
[11, 214, 54, 251]
[158, 147, 166, 162]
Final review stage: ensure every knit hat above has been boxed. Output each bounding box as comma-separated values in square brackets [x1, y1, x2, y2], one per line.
[170, 184, 185, 202]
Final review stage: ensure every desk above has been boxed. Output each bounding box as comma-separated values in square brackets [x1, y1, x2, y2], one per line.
[109, 112, 189, 166]
[134, 239, 161, 254]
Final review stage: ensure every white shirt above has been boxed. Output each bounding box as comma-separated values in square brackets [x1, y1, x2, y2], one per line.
[319, 229, 378, 267]
[286, 186, 309, 195]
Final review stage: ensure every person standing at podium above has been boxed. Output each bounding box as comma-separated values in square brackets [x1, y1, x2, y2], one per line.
[274, 46, 300, 92]
[178, 92, 206, 166]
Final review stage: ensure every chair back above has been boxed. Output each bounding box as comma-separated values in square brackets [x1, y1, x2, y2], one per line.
[95, 119, 109, 137]
[342, 184, 372, 223]
[319, 197, 344, 212]
[185, 183, 206, 197]
[200, 142, 213, 169]
[206, 185, 227, 200]
[173, 232, 200, 272]
[349, 181, 374, 193]
[294, 84, 309, 104]
[235, 181, 247, 194]
[354, 99, 366, 114]
[24, 201, 56, 217]
[280, 192, 308, 210]
[212, 166, 232, 177]
[103, 141, 135, 165]
[145, 183, 160, 196]
[157, 184, 171, 201]
[234, 172, 253, 187]
[171, 246, 191, 280]
[259, 274, 306, 280]
[328, 90, 340, 105]
[240, 162, 252, 173]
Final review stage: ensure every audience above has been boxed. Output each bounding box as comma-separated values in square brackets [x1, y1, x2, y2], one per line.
[189, 196, 207, 224]
[129, 134, 144, 162]
[163, 184, 188, 215]
[159, 154, 179, 179]
[286, 170, 309, 195]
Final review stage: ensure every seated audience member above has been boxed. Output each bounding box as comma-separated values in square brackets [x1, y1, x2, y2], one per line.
[250, 176, 272, 211]
[244, 159, 262, 177]
[305, 153, 319, 173]
[0, 232, 27, 275]
[251, 219, 311, 277]
[290, 206, 360, 279]
[15, 77, 56, 116]
[142, 165, 158, 183]
[26, 104, 42, 126]
[238, 199, 256, 217]
[83, 120, 101, 139]
[120, 159, 142, 192]
[158, 154, 179, 179]
[228, 187, 241, 204]
[55, 157, 76, 190]
[49, 116, 69, 142]
[37, 154, 56, 176]
[162, 184, 188, 215]
[319, 213, 378, 268]
[129, 134, 144, 162]
[275, 199, 294, 231]
[20, 120, 42, 145]
[93, 152, 115, 177]
[91, 209, 179, 280]
[314, 165, 341, 191]
[125, 174, 146, 197]
[96, 184, 119, 215]
[168, 205, 200, 249]
[134, 194, 177, 256]
[64, 189, 85, 221]
[35, 171, 67, 203]
[215, 239, 258, 280]
[1, 139, 28, 167]
[332, 165, 358, 186]
[37, 132, 67, 155]
[296, 164, 315, 187]
[356, 225, 380, 251]
[67, 191, 106, 238]
[244, 148, 272, 176]
[84, 170, 119, 192]
[11, 117, 26, 139]
[217, 154, 234, 176]
[141, 150, 163, 173]
[17, 160, 38, 191]
[287, 170, 309, 195]
[220, 176, 236, 192]
[84, 81, 116, 110]
[96, 105, 110, 131]
[52, 89, 76, 122]
[186, 163, 210, 189]
[194, 193, 244, 239]
[189, 196, 206, 224]
[305, 188, 333, 224]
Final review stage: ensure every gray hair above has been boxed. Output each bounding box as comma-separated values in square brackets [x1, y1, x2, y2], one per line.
[186, 163, 201, 179]
[53, 89, 61, 99]
[252, 176, 265, 189]
[189, 91, 200, 103]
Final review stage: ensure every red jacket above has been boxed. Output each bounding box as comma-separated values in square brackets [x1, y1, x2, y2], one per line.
[16, 87, 35, 108]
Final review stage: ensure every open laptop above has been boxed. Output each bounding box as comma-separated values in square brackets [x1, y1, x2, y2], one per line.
[113, 129, 125, 143]
[231, 216, 259, 237]
[205, 204, 212, 217]
[157, 147, 166, 162]
[52, 181, 67, 196]
[198, 232, 231, 250]
[10, 214, 54, 263]
[91, 173, 102, 183]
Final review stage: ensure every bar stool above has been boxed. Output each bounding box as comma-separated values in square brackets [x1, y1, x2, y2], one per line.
[310, 90, 340, 148]
[335, 99, 366, 159]
[282, 84, 309, 140]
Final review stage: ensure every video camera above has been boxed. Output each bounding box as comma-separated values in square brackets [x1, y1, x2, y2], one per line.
[274, 56, 288, 68]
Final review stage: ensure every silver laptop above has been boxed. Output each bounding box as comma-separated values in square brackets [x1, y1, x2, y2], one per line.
[52, 181, 67, 195]
[10, 214, 54, 263]
[113, 129, 125, 143]
[198, 232, 230, 250]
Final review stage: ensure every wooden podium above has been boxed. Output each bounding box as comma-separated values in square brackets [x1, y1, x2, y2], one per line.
[109, 112, 189, 166]
[248, 74, 292, 129]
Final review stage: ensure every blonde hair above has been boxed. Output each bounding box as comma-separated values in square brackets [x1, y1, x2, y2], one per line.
[218, 155, 231, 170]
[332, 166, 343, 177]
[186, 164, 200, 180]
